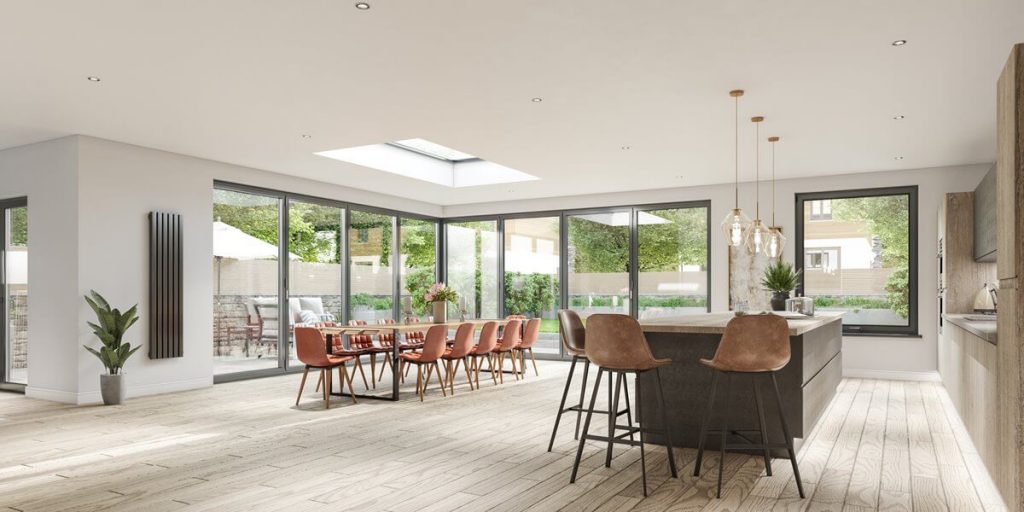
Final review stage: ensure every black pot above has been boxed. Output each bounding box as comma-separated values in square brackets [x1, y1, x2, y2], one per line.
[770, 291, 790, 311]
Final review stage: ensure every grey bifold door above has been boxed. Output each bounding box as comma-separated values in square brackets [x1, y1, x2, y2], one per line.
[1, 198, 28, 386]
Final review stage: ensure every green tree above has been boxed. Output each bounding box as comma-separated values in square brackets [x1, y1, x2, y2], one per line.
[504, 272, 557, 317]
[831, 196, 910, 318]
[568, 207, 708, 273]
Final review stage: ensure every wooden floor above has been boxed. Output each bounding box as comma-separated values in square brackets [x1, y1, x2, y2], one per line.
[0, 361, 1006, 512]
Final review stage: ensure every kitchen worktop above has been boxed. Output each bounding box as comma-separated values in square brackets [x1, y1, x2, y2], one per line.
[943, 313, 998, 344]
[640, 311, 844, 336]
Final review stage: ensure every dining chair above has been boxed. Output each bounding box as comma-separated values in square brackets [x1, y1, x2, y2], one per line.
[513, 318, 541, 378]
[492, 319, 523, 384]
[294, 327, 357, 409]
[693, 313, 805, 499]
[468, 321, 499, 388]
[399, 324, 448, 402]
[440, 322, 476, 394]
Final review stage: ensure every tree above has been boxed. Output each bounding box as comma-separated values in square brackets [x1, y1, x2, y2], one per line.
[568, 208, 708, 273]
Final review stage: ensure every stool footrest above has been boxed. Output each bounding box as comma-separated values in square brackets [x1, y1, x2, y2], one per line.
[724, 443, 790, 451]
[582, 434, 644, 448]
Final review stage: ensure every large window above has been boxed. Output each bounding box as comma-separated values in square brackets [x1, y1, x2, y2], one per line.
[446, 220, 499, 319]
[796, 187, 918, 335]
[637, 206, 709, 319]
[2, 200, 27, 386]
[400, 218, 437, 320]
[567, 211, 631, 318]
[213, 189, 283, 375]
[288, 201, 344, 368]
[504, 216, 560, 354]
[349, 210, 395, 323]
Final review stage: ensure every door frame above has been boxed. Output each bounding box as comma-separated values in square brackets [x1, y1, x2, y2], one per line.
[0, 197, 28, 391]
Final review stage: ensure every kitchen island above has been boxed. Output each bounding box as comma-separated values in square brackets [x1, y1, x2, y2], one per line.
[636, 311, 843, 456]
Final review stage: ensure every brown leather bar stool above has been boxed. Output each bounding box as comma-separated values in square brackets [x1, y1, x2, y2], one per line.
[547, 310, 635, 452]
[693, 313, 805, 499]
[570, 314, 678, 497]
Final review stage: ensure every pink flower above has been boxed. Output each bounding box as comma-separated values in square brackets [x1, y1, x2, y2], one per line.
[424, 292, 434, 302]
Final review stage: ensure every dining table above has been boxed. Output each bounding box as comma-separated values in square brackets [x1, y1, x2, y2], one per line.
[319, 318, 510, 401]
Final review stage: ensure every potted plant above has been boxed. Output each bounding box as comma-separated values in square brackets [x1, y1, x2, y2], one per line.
[762, 261, 802, 311]
[424, 283, 458, 323]
[83, 290, 141, 405]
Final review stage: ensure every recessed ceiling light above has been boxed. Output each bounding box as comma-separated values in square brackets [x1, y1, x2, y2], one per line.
[355, 2, 370, 10]
[621, 146, 631, 150]
[893, 115, 905, 120]
[531, 97, 543, 103]
[894, 156, 904, 160]
[301, 134, 312, 139]
[86, 76, 101, 82]
[891, 39, 907, 46]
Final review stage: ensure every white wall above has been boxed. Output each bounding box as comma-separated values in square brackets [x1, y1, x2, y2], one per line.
[445, 163, 992, 378]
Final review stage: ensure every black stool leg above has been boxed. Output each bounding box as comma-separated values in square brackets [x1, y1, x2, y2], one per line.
[693, 371, 720, 476]
[636, 369, 648, 497]
[621, 374, 635, 442]
[575, 360, 590, 440]
[548, 356, 579, 452]
[752, 375, 773, 476]
[653, 368, 678, 478]
[606, 371, 623, 468]
[717, 373, 731, 498]
[771, 372, 805, 499]
[571, 367, 604, 484]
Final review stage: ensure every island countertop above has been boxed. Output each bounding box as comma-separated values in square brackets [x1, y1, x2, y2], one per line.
[640, 311, 844, 336]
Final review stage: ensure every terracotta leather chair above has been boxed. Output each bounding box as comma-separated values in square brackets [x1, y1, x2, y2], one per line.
[294, 327, 357, 409]
[322, 320, 374, 390]
[440, 322, 475, 394]
[513, 318, 541, 378]
[693, 313, 805, 499]
[492, 319, 523, 384]
[399, 324, 448, 402]
[467, 321, 499, 388]
[403, 317, 426, 349]
[569, 314, 678, 497]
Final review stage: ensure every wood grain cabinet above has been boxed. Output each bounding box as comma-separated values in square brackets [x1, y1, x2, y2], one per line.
[997, 45, 1022, 280]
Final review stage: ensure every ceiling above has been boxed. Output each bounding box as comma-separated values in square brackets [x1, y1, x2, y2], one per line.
[1, 1, 1021, 206]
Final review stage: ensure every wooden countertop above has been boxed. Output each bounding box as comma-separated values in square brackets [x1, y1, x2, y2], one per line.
[640, 311, 844, 336]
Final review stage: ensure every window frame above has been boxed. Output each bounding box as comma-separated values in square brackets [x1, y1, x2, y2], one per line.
[795, 186, 919, 337]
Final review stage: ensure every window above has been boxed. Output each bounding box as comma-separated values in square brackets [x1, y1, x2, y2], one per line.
[399, 218, 437, 320]
[567, 211, 631, 318]
[796, 187, 918, 335]
[349, 210, 395, 322]
[1, 200, 28, 386]
[287, 200, 343, 369]
[637, 205, 710, 319]
[504, 216, 560, 354]
[446, 220, 499, 319]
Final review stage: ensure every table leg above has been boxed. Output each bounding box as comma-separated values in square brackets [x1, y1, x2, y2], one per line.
[392, 328, 400, 401]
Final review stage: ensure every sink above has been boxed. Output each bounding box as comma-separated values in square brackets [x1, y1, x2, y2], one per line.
[963, 314, 997, 321]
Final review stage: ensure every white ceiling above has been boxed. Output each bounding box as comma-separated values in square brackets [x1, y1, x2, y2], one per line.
[1, 1, 1022, 206]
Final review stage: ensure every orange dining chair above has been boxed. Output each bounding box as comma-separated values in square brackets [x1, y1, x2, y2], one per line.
[399, 324, 449, 402]
[325, 320, 375, 390]
[513, 318, 541, 378]
[375, 318, 405, 384]
[492, 319, 523, 384]
[294, 327, 357, 409]
[440, 323, 476, 394]
[468, 321, 499, 388]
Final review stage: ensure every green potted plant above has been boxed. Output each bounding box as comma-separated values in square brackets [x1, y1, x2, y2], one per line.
[83, 291, 141, 405]
[762, 261, 802, 311]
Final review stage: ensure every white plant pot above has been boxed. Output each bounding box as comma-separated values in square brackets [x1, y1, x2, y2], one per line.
[100, 373, 126, 405]
[432, 302, 447, 324]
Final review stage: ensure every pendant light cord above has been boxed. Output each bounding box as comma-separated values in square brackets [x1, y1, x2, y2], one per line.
[771, 139, 776, 227]
[734, 95, 739, 208]
[754, 121, 760, 219]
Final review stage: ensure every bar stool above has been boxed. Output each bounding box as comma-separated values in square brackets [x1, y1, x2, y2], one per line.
[570, 314, 678, 497]
[693, 313, 805, 499]
[547, 310, 634, 453]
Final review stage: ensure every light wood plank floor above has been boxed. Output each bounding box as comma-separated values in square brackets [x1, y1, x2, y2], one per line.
[0, 361, 1006, 511]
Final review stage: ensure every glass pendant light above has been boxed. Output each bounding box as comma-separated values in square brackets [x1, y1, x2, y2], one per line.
[765, 136, 787, 258]
[745, 116, 772, 254]
[720, 89, 751, 247]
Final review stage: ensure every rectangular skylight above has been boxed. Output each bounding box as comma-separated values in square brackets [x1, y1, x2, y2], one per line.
[389, 138, 478, 162]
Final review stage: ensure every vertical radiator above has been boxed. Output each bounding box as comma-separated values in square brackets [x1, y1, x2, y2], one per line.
[149, 212, 183, 358]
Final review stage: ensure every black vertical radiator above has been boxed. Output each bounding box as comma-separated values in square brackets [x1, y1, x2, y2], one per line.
[149, 212, 183, 358]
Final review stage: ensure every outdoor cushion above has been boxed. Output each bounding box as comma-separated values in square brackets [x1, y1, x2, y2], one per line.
[299, 310, 319, 325]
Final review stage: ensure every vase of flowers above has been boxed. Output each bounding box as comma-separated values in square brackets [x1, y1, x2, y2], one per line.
[425, 283, 458, 323]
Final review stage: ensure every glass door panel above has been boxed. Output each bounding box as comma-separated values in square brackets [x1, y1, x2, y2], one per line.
[349, 210, 395, 323]
[3, 205, 27, 384]
[567, 212, 630, 320]
[400, 218, 437, 321]
[288, 201, 344, 368]
[213, 189, 282, 375]
[503, 217, 560, 354]
[446, 221, 499, 319]
[637, 206, 709, 319]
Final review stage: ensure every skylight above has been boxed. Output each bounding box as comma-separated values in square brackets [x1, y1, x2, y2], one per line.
[316, 139, 538, 188]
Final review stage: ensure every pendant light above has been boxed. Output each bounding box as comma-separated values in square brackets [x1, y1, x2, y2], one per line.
[745, 116, 772, 254]
[765, 136, 786, 258]
[720, 89, 752, 247]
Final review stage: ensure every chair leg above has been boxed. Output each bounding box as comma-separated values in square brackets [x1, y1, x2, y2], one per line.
[771, 372, 805, 499]
[752, 374, 773, 476]
[717, 373, 732, 499]
[320, 369, 327, 403]
[636, 369, 648, 497]
[434, 361, 447, 397]
[548, 356, 579, 452]
[344, 363, 358, 404]
[377, 353, 390, 383]
[324, 368, 332, 410]
[606, 371, 623, 468]
[497, 353, 505, 384]
[576, 360, 590, 441]
[416, 365, 424, 402]
[509, 351, 520, 381]
[463, 357, 473, 390]
[315, 370, 323, 393]
[653, 368, 678, 478]
[369, 353, 377, 390]
[530, 348, 539, 376]
[694, 371, 720, 477]
[354, 357, 369, 390]
[570, 367, 604, 484]
[488, 354, 498, 385]
[296, 366, 310, 406]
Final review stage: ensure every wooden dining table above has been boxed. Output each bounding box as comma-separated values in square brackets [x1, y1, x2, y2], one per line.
[319, 318, 510, 401]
